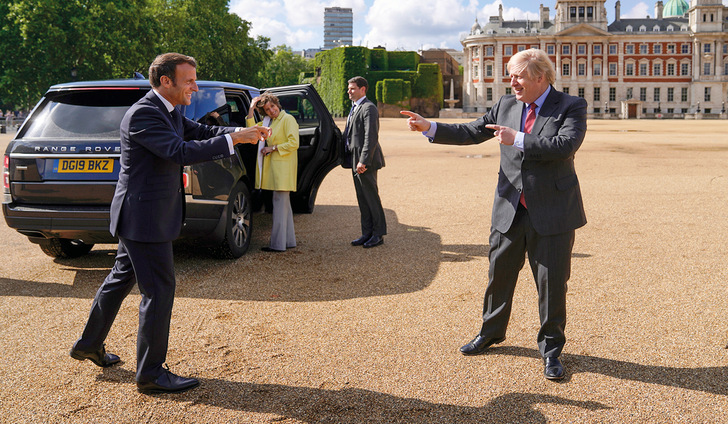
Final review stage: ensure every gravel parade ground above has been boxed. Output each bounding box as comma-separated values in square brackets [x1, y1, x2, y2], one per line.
[1, 117, 727, 423]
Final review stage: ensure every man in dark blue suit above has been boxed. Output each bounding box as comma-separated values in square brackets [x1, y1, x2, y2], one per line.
[70, 53, 270, 394]
[403, 48, 587, 381]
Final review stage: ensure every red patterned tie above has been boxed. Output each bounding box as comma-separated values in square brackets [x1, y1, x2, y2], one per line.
[520, 103, 537, 208]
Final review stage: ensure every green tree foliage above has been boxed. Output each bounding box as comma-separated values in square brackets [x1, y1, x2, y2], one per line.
[257, 46, 311, 88]
[0, 0, 269, 109]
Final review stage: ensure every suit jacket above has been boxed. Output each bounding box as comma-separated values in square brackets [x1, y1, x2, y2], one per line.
[111, 90, 235, 243]
[434, 87, 587, 236]
[342, 98, 385, 170]
[247, 110, 299, 191]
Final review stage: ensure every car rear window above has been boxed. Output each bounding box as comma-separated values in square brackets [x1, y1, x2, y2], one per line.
[22, 89, 147, 140]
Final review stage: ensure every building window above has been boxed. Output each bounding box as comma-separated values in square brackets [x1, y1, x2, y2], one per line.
[609, 87, 616, 101]
[486, 46, 494, 56]
[627, 87, 633, 99]
[626, 63, 634, 76]
[518, 45, 526, 51]
[703, 63, 711, 75]
[578, 6, 584, 18]
[578, 87, 585, 98]
[667, 63, 675, 76]
[594, 87, 601, 101]
[625, 45, 634, 54]
[578, 63, 586, 76]
[724, 44, 728, 54]
[639, 25, 646, 32]
[486, 87, 493, 101]
[504, 65, 509, 77]
[681, 63, 689, 76]
[609, 63, 617, 76]
[704, 87, 711, 101]
[473, 65, 479, 79]
[724, 63, 728, 76]
[680, 44, 688, 53]
[653, 63, 661, 76]
[667, 87, 674, 102]
[562, 63, 570, 76]
[563, 87, 570, 94]
[654, 87, 660, 101]
[640, 44, 648, 54]
[653, 25, 660, 32]
[609, 44, 617, 54]
[667, 25, 674, 31]
[639, 63, 648, 76]
[504, 45, 512, 55]
[703, 43, 711, 54]
[593, 45, 602, 55]
[667, 44, 675, 54]
[578, 44, 586, 55]
[505, 87, 512, 95]
[626, 25, 633, 32]
[654, 44, 662, 54]
[486, 64, 493, 77]
[562, 44, 570, 55]
[640, 87, 647, 101]
[594, 62, 602, 76]
[570, 6, 576, 18]
[547, 45, 555, 55]
[587, 6, 593, 18]
[681, 87, 688, 102]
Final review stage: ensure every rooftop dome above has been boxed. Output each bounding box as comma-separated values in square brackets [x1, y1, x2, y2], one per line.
[663, 0, 689, 17]
[471, 18, 482, 35]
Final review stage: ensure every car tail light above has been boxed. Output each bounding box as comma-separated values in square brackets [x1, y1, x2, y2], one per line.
[3, 155, 9, 190]
[182, 171, 189, 189]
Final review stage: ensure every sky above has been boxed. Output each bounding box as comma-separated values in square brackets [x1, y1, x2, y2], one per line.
[229, 0, 728, 52]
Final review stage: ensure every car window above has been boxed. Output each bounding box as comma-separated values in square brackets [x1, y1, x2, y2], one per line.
[278, 95, 319, 129]
[22, 90, 145, 140]
[182, 87, 226, 121]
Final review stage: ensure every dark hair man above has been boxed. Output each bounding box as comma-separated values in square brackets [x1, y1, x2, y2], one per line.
[70, 53, 270, 394]
[343, 76, 387, 248]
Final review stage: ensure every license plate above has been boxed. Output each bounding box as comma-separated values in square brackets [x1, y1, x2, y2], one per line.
[57, 158, 114, 173]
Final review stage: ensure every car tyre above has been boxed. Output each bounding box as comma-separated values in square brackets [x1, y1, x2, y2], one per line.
[213, 182, 253, 259]
[37, 238, 94, 258]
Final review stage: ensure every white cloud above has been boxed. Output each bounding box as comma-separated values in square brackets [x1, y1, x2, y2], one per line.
[480, 0, 539, 21]
[363, 0, 479, 50]
[622, 2, 650, 18]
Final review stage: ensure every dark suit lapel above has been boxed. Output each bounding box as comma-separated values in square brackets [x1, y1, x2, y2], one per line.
[146, 90, 180, 134]
[531, 88, 561, 135]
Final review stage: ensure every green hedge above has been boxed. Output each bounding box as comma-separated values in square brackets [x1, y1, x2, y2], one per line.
[311, 46, 443, 114]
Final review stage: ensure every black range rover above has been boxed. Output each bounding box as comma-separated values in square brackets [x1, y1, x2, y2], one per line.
[2, 79, 342, 259]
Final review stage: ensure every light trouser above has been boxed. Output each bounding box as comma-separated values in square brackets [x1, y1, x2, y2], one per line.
[270, 191, 296, 250]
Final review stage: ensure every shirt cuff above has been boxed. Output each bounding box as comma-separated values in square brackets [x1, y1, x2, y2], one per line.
[514, 131, 525, 152]
[224, 134, 235, 155]
[423, 121, 437, 142]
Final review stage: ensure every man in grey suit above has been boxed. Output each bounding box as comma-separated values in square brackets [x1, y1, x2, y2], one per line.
[402, 48, 587, 380]
[343, 76, 386, 248]
[70, 53, 269, 393]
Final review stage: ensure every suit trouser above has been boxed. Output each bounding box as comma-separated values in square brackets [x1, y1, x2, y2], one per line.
[269, 191, 296, 250]
[353, 169, 387, 237]
[74, 236, 175, 382]
[479, 205, 575, 358]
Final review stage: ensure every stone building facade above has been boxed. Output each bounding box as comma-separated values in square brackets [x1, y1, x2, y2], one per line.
[461, 0, 728, 118]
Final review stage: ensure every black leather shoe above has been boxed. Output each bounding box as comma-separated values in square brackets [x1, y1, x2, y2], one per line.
[544, 357, 565, 380]
[70, 344, 120, 367]
[363, 235, 384, 248]
[137, 368, 200, 394]
[459, 335, 506, 355]
[351, 235, 371, 246]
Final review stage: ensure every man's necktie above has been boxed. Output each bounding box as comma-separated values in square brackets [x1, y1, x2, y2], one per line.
[170, 108, 182, 134]
[520, 103, 537, 208]
[344, 104, 355, 150]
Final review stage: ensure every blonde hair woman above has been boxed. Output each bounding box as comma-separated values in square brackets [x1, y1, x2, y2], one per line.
[247, 93, 299, 252]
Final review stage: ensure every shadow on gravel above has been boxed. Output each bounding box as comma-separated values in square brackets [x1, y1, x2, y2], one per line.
[0, 206, 484, 302]
[498, 346, 728, 397]
[95, 367, 610, 423]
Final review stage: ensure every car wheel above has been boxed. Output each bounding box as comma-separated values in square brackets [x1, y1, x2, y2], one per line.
[214, 182, 252, 259]
[37, 238, 94, 258]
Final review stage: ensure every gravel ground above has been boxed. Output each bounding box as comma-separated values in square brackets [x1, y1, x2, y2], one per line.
[0, 117, 727, 423]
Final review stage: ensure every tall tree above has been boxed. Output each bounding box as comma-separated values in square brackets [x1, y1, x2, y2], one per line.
[0, 0, 156, 109]
[257, 45, 312, 88]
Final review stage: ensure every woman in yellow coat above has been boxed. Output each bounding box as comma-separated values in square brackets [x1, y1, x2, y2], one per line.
[246, 93, 299, 252]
